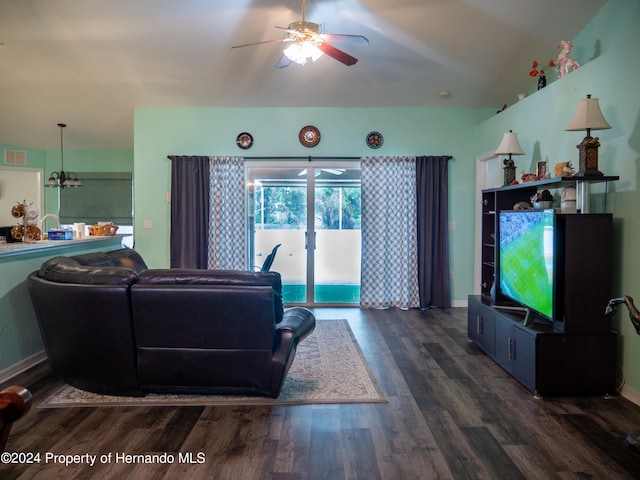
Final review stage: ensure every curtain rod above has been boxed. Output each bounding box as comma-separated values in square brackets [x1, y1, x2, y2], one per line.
[244, 156, 360, 161]
[167, 155, 360, 161]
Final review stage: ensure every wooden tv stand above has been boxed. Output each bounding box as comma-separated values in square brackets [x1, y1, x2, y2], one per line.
[468, 295, 616, 396]
[469, 176, 619, 396]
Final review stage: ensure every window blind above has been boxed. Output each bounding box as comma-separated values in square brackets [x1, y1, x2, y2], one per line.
[59, 172, 133, 225]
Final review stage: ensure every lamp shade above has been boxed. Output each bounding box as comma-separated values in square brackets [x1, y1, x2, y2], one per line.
[565, 95, 611, 131]
[495, 130, 525, 155]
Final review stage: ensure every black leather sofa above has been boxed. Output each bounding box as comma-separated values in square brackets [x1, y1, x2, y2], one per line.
[27, 248, 315, 398]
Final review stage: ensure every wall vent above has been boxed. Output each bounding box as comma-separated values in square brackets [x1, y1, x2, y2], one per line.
[4, 150, 27, 165]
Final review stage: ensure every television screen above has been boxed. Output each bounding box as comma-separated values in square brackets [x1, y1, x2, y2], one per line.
[499, 209, 555, 320]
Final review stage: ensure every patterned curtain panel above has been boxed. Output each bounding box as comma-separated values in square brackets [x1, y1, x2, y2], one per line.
[360, 156, 420, 309]
[207, 156, 246, 270]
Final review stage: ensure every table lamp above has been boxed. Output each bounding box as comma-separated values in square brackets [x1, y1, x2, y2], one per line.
[565, 94, 611, 176]
[495, 130, 525, 185]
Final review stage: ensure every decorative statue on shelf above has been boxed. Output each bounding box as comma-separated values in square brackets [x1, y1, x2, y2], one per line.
[605, 295, 640, 451]
[554, 161, 575, 177]
[555, 40, 580, 78]
[606, 295, 640, 335]
[520, 173, 538, 183]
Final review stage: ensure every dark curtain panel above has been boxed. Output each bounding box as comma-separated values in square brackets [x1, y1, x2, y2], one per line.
[416, 155, 452, 309]
[169, 155, 210, 268]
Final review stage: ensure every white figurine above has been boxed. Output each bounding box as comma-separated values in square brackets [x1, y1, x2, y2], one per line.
[555, 40, 580, 78]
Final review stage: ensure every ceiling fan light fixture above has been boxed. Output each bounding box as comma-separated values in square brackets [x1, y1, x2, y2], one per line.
[231, 0, 366, 68]
[283, 41, 323, 65]
[288, 21, 320, 35]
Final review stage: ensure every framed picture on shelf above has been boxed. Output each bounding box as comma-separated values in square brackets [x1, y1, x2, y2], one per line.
[537, 161, 548, 180]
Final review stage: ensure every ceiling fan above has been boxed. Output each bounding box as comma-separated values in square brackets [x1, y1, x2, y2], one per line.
[231, 0, 368, 68]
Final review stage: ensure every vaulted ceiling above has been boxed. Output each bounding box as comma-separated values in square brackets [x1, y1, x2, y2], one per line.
[0, 0, 607, 150]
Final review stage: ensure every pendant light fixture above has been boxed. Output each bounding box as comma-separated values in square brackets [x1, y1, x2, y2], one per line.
[46, 123, 82, 188]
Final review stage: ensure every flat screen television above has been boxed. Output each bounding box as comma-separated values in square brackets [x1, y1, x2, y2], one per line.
[498, 209, 556, 321]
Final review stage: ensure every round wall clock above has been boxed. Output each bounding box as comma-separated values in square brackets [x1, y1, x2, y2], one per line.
[366, 131, 383, 149]
[299, 125, 321, 147]
[236, 132, 253, 149]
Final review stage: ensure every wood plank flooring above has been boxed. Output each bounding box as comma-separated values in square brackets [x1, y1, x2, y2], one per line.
[3, 306, 640, 479]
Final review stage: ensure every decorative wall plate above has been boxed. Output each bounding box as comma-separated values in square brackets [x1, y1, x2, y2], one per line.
[236, 132, 254, 149]
[366, 131, 383, 149]
[299, 125, 321, 147]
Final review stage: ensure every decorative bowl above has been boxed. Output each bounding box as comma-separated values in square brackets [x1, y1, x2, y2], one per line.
[533, 201, 553, 209]
[88, 223, 118, 236]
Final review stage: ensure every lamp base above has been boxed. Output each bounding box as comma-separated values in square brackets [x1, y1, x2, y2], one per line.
[503, 165, 516, 186]
[574, 135, 603, 177]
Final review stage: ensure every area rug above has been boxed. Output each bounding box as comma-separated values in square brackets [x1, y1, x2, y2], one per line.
[38, 319, 386, 408]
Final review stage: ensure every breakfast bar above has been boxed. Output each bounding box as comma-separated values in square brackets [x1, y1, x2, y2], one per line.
[0, 235, 126, 381]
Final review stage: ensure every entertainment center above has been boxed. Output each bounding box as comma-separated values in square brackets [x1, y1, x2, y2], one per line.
[469, 176, 619, 396]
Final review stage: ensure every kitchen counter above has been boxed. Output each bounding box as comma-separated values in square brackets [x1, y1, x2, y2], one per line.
[0, 234, 126, 257]
[0, 233, 126, 379]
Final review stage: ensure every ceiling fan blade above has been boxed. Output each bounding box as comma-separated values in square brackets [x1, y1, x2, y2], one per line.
[275, 55, 292, 68]
[321, 33, 369, 45]
[231, 38, 292, 49]
[322, 169, 345, 175]
[317, 43, 358, 66]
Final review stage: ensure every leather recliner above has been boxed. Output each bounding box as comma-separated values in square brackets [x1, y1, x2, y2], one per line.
[27, 248, 315, 398]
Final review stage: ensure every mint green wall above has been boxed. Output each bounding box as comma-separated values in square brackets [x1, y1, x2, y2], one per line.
[0, 143, 46, 169]
[0, 143, 46, 224]
[477, 0, 640, 396]
[0, 144, 132, 218]
[42, 149, 133, 217]
[134, 107, 489, 303]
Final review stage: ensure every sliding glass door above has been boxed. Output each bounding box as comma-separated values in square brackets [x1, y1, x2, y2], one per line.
[246, 162, 360, 306]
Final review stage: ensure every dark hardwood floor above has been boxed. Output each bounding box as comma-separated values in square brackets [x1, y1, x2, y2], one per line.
[3, 306, 640, 479]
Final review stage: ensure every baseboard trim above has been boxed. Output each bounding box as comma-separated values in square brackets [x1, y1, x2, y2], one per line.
[0, 351, 47, 385]
[452, 299, 468, 308]
[620, 385, 640, 407]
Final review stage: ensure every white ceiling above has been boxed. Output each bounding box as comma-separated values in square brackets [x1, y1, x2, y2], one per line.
[0, 0, 607, 150]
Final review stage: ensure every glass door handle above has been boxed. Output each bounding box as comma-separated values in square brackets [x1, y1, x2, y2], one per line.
[305, 231, 316, 249]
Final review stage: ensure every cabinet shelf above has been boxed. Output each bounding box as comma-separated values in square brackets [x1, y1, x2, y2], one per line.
[468, 296, 616, 395]
[484, 175, 619, 193]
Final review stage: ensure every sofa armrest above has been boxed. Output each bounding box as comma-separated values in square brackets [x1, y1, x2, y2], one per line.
[1, 386, 32, 452]
[278, 307, 316, 342]
[38, 256, 138, 285]
[270, 307, 316, 397]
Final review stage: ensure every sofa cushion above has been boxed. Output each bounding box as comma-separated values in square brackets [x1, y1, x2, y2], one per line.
[136, 269, 284, 323]
[106, 248, 148, 273]
[38, 256, 138, 285]
[70, 251, 114, 267]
